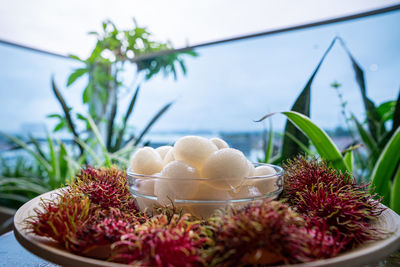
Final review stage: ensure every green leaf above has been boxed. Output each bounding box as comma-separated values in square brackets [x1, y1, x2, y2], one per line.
[68, 54, 83, 61]
[0, 193, 31, 203]
[28, 134, 47, 161]
[391, 89, 400, 132]
[46, 133, 60, 188]
[281, 38, 337, 161]
[67, 68, 87, 87]
[51, 77, 83, 155]
[284, 131, 313, 156]
[257, 111, 349, 173]
[83, 83, 93, 104]
[58, 141, 69, 181]
[351, 115, 377, 153]
[115, 85, 140, 150]
[74, 138, 102, 166]
[262, 119, 274, 163]
[0, 132, 52, 172]
[53, 121, 66, 132]
[370, 126, 400, 205]
[338, 38, 381, 141]
[391, 166, 400, 214]
[86, 114, 111, 167]
[344, 150, 353, 174]
[47, 114, 62, 119]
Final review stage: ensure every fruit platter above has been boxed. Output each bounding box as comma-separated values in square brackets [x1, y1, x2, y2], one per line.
[14, 136, 400, 266]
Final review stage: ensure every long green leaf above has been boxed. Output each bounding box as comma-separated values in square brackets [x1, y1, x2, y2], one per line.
[51, 77, 83, 155]
[0, 178, 49, 193]
[391, 166, 400, 214]
[351, 115, 377, 153]
[370, 126, 400, 205]
[115, 85, 141, 150]
[28, 135, 47, 161]
[133, 101, 173, 146]
[338, 38, 381, 141]
[0, 193, 31, 203]
[257, 111, 349, 172]
[86, 115, 111, 167]
[0, 133, 52, 172]
[391, 89, 400, 132]
[284, 132, 313, 155]
[74, 138, 103, 166]
[262, 119, 274, 163]
[281, 38, 337, 161]
[57, 141, 69, 181]
[106, 88, 118, 151]
[344, 150, 353, 174]
[46, 133, 60, 188]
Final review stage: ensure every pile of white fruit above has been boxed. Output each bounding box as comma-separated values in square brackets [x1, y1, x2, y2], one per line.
[129, 136, 279, 218]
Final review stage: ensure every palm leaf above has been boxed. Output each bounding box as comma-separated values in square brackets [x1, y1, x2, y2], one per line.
[86, 114, 111, 167]
[257, 111, 349, 172]
[0, 132, 52, 172]
[281, 37, 337, 161]
[391, 166, 400, 214]
[370, 126, 400, 206]
[338, 38, 382, 141]
[114, 85, 140, 150]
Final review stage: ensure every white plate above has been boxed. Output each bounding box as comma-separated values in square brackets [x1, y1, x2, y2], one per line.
[14, 189, 400, 267]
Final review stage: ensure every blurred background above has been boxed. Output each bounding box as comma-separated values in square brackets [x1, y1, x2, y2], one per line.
[0, 1, 399, 214]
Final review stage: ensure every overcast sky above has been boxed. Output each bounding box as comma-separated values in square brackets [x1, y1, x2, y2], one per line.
[0, 1, 399, 137]
[1, 0, 399, 57]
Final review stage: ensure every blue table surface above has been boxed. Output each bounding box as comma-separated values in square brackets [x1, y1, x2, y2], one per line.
[0, 231, 57, 267]
[0, 230, 399, 267]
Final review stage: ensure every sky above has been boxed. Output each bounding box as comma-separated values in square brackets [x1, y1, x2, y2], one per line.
[0, 0, 399, 57]
[0, 2, 399, 136]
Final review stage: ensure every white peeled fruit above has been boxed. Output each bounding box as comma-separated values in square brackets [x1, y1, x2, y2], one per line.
[247, 165, 278, 194]
[188, 182, 231, 219]
[210, 137, 229, 150]
[130, 147, 163, 175]
[254, 165, 276, 176]
[134, 178, 157, 214]
[229, 185, 262, 210]
[162, 148, 175, 166]
[201, 148, 248, 189]
[247, 160, 255, 177]
[229, 185, 261, 199]
[154, 160, 200, 206]
[156, 145, 172, 160]
[174, 136, 218, 169]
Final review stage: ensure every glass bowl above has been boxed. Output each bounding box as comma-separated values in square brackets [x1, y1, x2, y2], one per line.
[127, 163, 283, 219]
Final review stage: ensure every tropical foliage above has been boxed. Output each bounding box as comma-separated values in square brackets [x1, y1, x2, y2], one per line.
[49, 19, 197, 153]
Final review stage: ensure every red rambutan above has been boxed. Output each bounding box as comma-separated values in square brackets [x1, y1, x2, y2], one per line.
[70, 166, 138, 212]
[283, 156, 385, 249]
[110, 214, 210, 267]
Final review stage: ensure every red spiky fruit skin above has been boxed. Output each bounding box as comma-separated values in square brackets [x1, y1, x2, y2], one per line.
[207, 200, 309, 266]
[27, 166, 146, 258]
[283, 156, 385, 250]
[110, 214, 210, 267]
[27, 191, 91, 251]
[71, 166, 138, 212]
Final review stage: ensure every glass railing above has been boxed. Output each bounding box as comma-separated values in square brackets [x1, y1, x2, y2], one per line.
[0, 9, 399, 160]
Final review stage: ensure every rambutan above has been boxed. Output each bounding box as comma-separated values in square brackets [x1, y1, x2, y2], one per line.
[206, 200, 307, 266]
[70, 166, 138, 212]
[110, 214, 210, 266]
[283, 156, 385, 249]
[27, 191, 91, 251]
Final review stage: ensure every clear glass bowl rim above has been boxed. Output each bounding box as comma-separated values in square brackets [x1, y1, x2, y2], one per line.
[126, 163, 283, 181]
